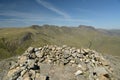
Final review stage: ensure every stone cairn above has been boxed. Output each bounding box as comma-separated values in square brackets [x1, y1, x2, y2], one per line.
[5, 45, 114, 80]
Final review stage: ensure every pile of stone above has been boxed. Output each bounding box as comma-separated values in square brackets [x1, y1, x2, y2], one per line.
[4, 45, 114, 80]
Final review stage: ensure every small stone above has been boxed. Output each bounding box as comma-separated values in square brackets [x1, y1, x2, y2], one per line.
[94, 67, 108, 76]
[40, 75, 48, 80]
[98, 74, 110, 80]
[7, 67, 21, 78]
[62, 45, 67, 48]
[91, 59, 95, 63]
[70, 60, 75, 63]
[35, 51, 40, 57]
[38, 47, 42, 50]
[35, 73, 41, 80]
[29, 53, 36, 59]
[37, 52, 44, 58]
[17, 76, 23, 80]
[21, 70, 27, 77]
[72, 53, 77, 57]
[48, 59, 52, 63]
[26, 47, 34, 53]
[10, 63, 19, 70]
[75, 58, 80, 64]
[74, 70, 83, 76]
[11, 69, 22, 80]
[83, 49, 90, 53]
[64, 54, 70, 59]
[29, 70, 36, 79]
[39, 57, 45, 63]
[34, 48, 39, 52]
[23, 72, 31, 80]
[101, 60, 109, 66]
[77, 53, 82, 58]
[80, 49, 85, 53]
[27, 60, 35, 68]
[18, 56, 27, 64]
[64, 59, 69, 65]
[77, 64, 82, 68]
[77, 49, 80, 53]
[85, 59, 89, 63]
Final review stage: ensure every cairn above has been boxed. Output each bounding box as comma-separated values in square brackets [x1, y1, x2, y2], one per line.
[5, 45, 113, 80]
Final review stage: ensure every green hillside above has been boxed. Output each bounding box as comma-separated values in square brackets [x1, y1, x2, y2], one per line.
[0, 25, 120, 60]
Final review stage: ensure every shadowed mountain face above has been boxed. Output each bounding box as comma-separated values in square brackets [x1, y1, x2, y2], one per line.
[0, 25, 120, 60]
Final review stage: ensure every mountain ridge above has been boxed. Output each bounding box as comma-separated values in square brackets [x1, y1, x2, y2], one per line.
[0, 25, 120, 60]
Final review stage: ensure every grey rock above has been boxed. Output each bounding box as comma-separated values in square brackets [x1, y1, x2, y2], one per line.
[21, 70, 27, 77]
[72, 53, 77, 57]
[27, 60, 35, 69]
[63, 59, 69, 65]
[94, 67, 108, 76]
[26, 47, 34, 53]
[64, 53, 70, 59]
[11, 70, 21, 80]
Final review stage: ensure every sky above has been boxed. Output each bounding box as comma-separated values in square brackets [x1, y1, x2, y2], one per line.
[0, 0, 120, 29]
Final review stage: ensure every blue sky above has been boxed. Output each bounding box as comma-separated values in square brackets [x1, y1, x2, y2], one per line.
[0, 0, 120, 29]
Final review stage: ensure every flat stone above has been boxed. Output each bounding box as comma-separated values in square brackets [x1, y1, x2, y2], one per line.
[74, 70, 83, 76]
[64, 59, 69, 65]
[29, 70, 36, 79]
[64, 54, 70, 59]
[35, 73, 41, 80]
[7, 67, 21, 78]
[18, 56, 27, 64]
[101, 60, 109, 66]
[11, 69, 21, 80]
[70, 60, 75, 63]
[21, 70, 27, 77]
[77, 53, 83, 58]
[83, 49, 90, 53]
[27, 60, 35, 69]
[94, 67, 108, 76]
[72, 53, 77, 57]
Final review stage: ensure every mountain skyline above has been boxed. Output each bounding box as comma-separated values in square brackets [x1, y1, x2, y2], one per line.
[0, 0, 120, 29]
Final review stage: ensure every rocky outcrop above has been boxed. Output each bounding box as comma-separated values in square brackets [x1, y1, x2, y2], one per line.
[4, 45, 115, 80]
[19, 32, 33, 44]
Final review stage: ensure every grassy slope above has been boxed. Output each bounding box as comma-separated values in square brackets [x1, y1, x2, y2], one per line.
[0, 26, 120, 60]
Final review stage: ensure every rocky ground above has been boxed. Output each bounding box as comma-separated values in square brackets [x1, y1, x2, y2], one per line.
[0, 45, 120, 80]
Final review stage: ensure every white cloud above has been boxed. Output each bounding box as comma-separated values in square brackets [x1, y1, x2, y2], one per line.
[36, 0, 71, 19]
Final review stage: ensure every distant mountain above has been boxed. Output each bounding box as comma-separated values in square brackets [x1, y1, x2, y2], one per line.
[78, 25, 96, 30]
[109, 29, 120, 36]
[0, 25, 120, 60]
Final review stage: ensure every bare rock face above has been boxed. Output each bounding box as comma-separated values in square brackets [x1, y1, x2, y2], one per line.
[3, 45, 115, 80]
